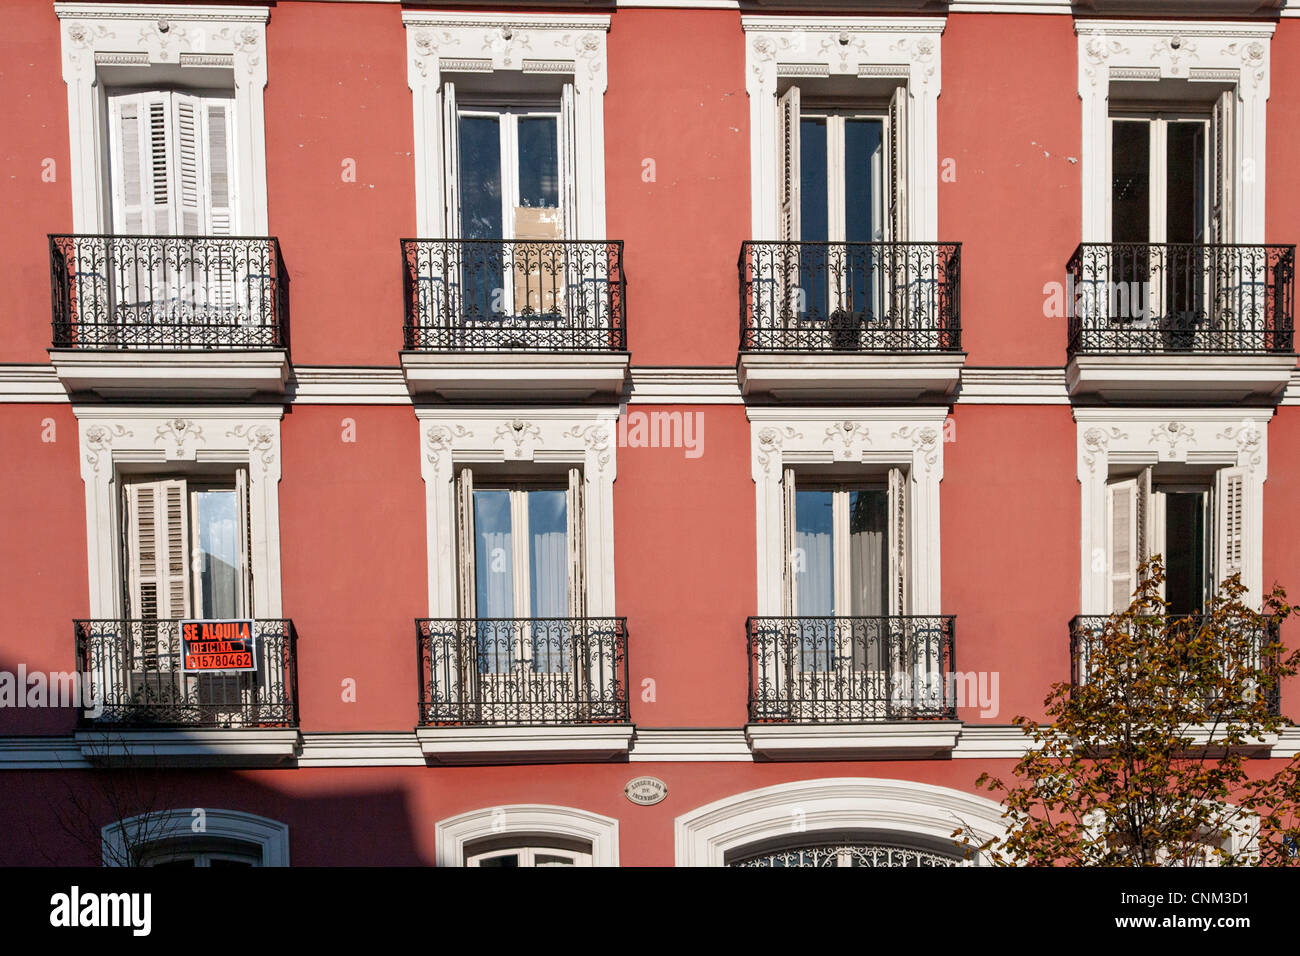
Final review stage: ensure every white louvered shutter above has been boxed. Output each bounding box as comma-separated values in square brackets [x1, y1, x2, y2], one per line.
[566, 467, 585, 618]
[442, 82, 461, 239]
[126, 479, 191, 619]
[559, 83, 579, 240]
[781, 467, 797, 615]
[203, 98, 235, 237]
[455, 467, 476, 617]
[235, 468, 253, 617]
[778, 85, 800, 243]
[173, 94, 205, 236]
[888, 84, 909, 244]
[108, 93, 150, 234]
[1215, 467, 1246, 590]
[1108, 478, 1138, 612]
[1211, 90, 1235, 247]
[888, 466, 909, 615]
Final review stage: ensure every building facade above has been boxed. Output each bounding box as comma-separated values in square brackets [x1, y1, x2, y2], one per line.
[1, 0, 1298, 866]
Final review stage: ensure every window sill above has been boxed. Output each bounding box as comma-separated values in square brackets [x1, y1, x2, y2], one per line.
[745, 721, 963, 761]
[416, 724, 635, 765]
[50, 349, 290, 400]
[1066, 353, 1296, 405]
[738, 352, 964, 403]
[75, 728, 301, 768]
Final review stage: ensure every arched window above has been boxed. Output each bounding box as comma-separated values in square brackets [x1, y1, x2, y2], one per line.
[726, 830, 968, 868]
[465, 834, 594, 868]
[436, 805, 619, 867]
[101, 809, 289, 867]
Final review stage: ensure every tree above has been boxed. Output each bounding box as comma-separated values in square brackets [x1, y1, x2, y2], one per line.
[969, 557, 1300, 866]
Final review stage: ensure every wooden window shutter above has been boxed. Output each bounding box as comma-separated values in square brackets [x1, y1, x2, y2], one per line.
[888, 84, 909, 243]
[777, 85, 800, 242]
[455, 466, 476, 617]
[559, 82, 579, 240]
[235, 467, 253, 617]
[1211, 90, 1235, 246]
[203, 98, 236, 236]
[108, 92, 149, 234]
[781, 466, 796, 615]
[566, 467, 585, 618]
[888, 466, 908, 615]
[172, 93, 205, 236]
[1215, 466, 1246, 588]
[442, 81, 461, 239]
[126, 479, 190, 619]
[1107, 477, 1139, 612]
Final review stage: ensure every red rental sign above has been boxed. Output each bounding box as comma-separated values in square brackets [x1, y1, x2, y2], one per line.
[180, 619, 257, 673]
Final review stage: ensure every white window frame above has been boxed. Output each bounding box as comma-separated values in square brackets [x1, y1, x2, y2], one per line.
[1076, 19, 1273, 244]
[1077, 408, 1269, 614]
[465, 842, 593, 867]
[403, 11, 609, 239]
[750, 408, 946, 616]
[743, 16, 944, 242]
[77, 406, 284, 618]
[417, 408, 617, 618]
[435, 804, 618, 867]
[1109, 109, 1213, 245]
[55, 4, 270, 234]
[102, 808, 289, 867]
[674, 778, 1005, 867]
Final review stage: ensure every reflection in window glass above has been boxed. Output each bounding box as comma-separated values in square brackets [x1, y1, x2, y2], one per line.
[195, 489, 240, 619]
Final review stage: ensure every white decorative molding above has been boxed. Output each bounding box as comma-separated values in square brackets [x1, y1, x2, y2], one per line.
[102, 808, 290, 866]
[416, 724, 634, 764]
[415, 407, 618, 617]
[674, 777, 1006, 866]
[1075, 407, 1271, 613]
[400, 352, 628, 402]
[748, 406, 948, 616]
[287, 366, 412, 404]
[54, 4, 271, 234]
[295, 732, 428, 766]
[742, 16, 945, 242]
[49, 350, 290, 400]
[738, 352, 963, 403]
[956, 367, 1071, 404]
[1066, 353, 1296, 405]
[75, 405, 284, 617]
[436, 804, 619, 866]
[626, 367, 743, 405]
[0, 365, 69, 403]
[402, 11, 610, 238]
[1076, 19, 1274, 243]
[628, 728, 753, 761]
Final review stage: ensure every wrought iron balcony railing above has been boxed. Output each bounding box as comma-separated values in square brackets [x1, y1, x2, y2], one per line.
[1069, 614, 1281, 717]
[739, 241, 961, 352]
[417, 617, 629, 726]
[1066, 243, 1295, 354]
[50, 234, 288, 350]
[401, 239, 626, 351]
[74, 619, 298, 728]
[747, 615, 957, 723]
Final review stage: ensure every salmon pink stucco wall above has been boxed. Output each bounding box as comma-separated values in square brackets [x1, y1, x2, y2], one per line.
[263, 2, 414, 367]
[615, 404, 755, 728]
[1263, 406, 1300, 723]
[0, 405, 87, 734]
[938, 13, 1081, 367]
[1266, 20, 1300, 243]
[604, 10, 750, 366]
[942, 405, 1079, 725]
[278, 406, 426, 731]
[0, 0, 72, 363]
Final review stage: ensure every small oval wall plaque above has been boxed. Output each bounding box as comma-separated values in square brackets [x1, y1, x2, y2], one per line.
[624, 775, 668, 806]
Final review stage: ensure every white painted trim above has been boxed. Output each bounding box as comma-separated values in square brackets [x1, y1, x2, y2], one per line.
[1076, 19, 1274, 244]
[674, 777, 1006, 866]
[0, 366, 70, 403]
[417, 724, 634, 764]
[435, 803, 619, 866]
[956, 367, 1071, 404]
[1066, 353, 1296, 405]
[415, 407, 618, 617]
[102, 807, 289, 866]
[75, 405, 285, 617]
[746, 721, 963, 760]
[76, 729, 300, 766]
[629, 728, 753, 761]
[49, 350, 289, 400]
[742, 16, 944, 242]
[1075, 407, 1271, 612]
[403, 11, 610, 239]
[626, 367, 743, 405]
[748, 406, 947, 615]
[55, 4, 270, 234]
[287, 366, 412, 404]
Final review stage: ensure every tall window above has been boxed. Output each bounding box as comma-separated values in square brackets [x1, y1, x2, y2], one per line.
[107, 89, 238, 236]
[465, 838, 593, 867]
[1106, 466, 1243, 615]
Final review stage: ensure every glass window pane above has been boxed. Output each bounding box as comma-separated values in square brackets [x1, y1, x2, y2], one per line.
[848, 489, 888, 616]
[473, 490, 514, 618]
[527, 489, 568, 619]
[799, 118, 829, 242]
[459, 115, 503, 239]
[794, 490, 834, 617]
[1165, 492, 1206, 617]
[844, 119, 883, 243]
[477, 853, 520, 867]
[517, 117, 560, 210]
[1166, 121, 1206, 244]
[1111, 119, 1150, 244]
[194, 489, 240, 618]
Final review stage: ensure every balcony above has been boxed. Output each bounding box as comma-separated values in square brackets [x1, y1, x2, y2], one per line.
[414, 617, 633, 764]
[48, 234, 290, 398]
[73, 618, 299, 766]
[745, 615, 961, 760]
[399, 238, 629, 402]
[737, 241, 964, 403]
[1065, 242, 1296, 403]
